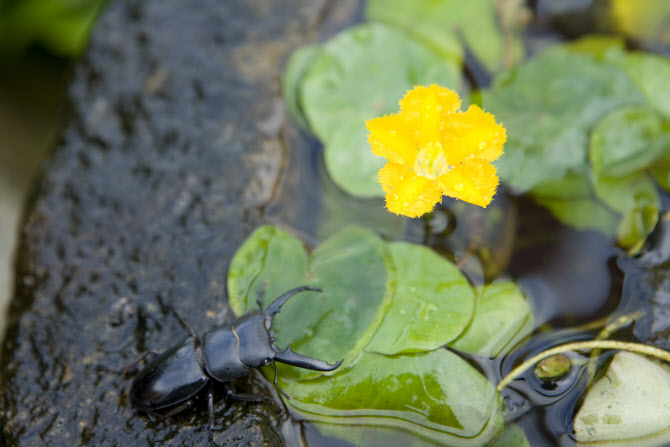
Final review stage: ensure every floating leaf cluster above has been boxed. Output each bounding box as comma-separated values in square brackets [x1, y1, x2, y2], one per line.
[283, 1, 525, 198]
[480, 37, 670, 251]
[227, 225, 533, 445]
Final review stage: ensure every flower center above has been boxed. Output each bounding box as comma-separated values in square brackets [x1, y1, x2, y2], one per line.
[414, 141, 450, 179]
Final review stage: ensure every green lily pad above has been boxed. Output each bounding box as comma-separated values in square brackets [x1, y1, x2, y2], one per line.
[282, 44, 323, 132]
[529, 170, 619, 235]
[313, 419, 506, 447]
[312, 422, 446, 447]
[591, 171, 659, 217]
[575, 352, 670, 444]
[532, 193, 620, 236]
[566, 35, 626, 59]
[279, 350, 503, 445]
[300, 22, 461, 197]
[323, 119, 387, 197]
[227, 225, 308, 316]
[366, 0, 525, 71]
[591, 171, 660, 251]
[617, 205, 660, 253]
[608, 50, 670, 121]
[227, 225, 394, 379]
[589, 106, 670, 177]
[366, 242, 475, 355]
[448, 282, 533, 358]
[651, 153, 670, 192]
[365, 0, 463, 62]
[480, 48, 645, 192]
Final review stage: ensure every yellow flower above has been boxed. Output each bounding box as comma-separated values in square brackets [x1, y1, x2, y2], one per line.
[366, 85, 505, 218]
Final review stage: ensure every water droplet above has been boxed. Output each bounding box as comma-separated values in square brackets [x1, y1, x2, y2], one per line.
[455, 182, 463, 191]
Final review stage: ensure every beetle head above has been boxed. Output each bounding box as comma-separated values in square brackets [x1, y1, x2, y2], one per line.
[260, 286, 343, 372]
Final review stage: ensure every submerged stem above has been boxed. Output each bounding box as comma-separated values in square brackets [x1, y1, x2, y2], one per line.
[497, 340, 670, 392]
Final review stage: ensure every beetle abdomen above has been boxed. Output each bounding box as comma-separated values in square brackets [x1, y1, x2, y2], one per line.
[201, 327, 250, 381]
[130, 338, 209, 411]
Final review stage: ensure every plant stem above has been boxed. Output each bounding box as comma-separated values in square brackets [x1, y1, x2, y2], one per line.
[497, 340, 670, 392]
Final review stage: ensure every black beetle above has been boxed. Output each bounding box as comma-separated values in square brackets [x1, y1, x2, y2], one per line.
[120, 286, 342, 442]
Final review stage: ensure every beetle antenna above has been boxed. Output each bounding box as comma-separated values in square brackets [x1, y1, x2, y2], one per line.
[167, 306, 197, 339]
[272, 362, 292, 400]
[263, 286, 321, 325]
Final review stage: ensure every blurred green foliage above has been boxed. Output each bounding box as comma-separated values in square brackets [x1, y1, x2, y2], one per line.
[0, 0, 105, 57]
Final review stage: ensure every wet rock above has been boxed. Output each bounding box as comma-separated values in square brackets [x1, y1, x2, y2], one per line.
[0, 1, 360, 445]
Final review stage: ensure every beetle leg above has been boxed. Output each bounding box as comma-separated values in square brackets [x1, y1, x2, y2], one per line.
[223, 382, 271, 402]
[274, 346, 343, 371]
[272, 361, 292, 400]
[167, 306, 198, 339]
[208, 387, 216, 447]
[147, 399, 193, 422]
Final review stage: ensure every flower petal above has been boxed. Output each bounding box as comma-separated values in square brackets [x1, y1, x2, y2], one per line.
[437, 158, 499, 208]
[441, 105, 506, 165]
[366, 114, 417, 165]
[378, 163, 443, 218]
[399, 85, 461, 147]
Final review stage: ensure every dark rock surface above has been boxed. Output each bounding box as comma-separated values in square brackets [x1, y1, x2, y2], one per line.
[0, 1, 359, 445]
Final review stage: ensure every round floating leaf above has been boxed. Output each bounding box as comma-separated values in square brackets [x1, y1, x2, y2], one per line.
[589, 106, 670, 177]
[591, 171, 659, 216]
[227, 225, 394, 379]
[533, 194, 620, 236]
[323, 119, 387, 197]
[366, 0, 525, 71]
[651, 154, 670, 192]
[448, 282, 533, 357]
[575, 352, 670, 444]
[530, 171, 619, 235]
[617, 205, 660, 253]
[566, 35, 626, 59]
[279, 350, 503, 445]
[481, 49, 645, 192]
[591, 171, 660, 251]
[608, 49, 670, 121]
[282, 44, 323, 132]
[227, 225, 308, 317]
[366, 242, 475, 355]
[365, 0, 463, 62]
[300, 22, 461, 197]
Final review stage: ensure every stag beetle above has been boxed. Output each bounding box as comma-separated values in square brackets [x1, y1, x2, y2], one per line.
[116, 286, 341, 443]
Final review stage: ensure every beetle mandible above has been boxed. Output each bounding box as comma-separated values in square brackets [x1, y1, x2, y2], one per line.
[123, 286, 342, 442]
